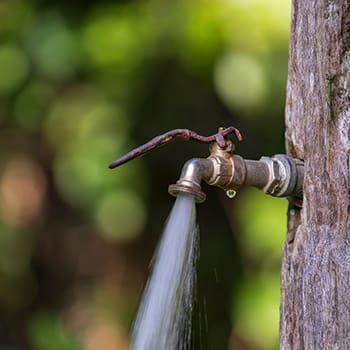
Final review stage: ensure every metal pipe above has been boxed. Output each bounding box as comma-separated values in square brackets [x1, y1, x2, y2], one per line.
[244, 159, 271, 190]
[228, 156, 271, 191]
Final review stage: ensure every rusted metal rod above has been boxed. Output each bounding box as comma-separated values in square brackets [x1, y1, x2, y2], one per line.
[109, 127, 242, 169]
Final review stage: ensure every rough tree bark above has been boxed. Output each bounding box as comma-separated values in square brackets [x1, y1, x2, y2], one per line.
[280, 0, 350, 349]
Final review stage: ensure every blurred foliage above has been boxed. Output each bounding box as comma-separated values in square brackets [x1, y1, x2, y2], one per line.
[237, 188, 287, 262]
[232, 188, 287, 349]
[0, 0, 291, 349]
[28, 312, 80, 350]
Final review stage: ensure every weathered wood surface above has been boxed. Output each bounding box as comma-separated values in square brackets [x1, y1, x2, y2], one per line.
[281, 0, 350, 349]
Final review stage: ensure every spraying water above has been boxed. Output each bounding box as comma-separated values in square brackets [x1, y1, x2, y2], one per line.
[132, 193, 199, 350]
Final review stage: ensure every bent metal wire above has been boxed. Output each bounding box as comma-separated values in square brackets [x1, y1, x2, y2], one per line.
[108, 127, 243, 169]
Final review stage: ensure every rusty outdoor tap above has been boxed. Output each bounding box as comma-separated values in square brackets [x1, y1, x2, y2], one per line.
[109, 127, 304, 204]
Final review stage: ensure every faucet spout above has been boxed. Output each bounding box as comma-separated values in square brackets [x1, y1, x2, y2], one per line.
[168, 158, 215, 203]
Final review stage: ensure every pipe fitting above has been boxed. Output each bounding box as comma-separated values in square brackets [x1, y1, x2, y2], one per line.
[268, 154, 304, 198]
[259, 156, 285, 195]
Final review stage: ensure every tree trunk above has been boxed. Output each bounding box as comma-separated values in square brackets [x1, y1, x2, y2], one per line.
[280, 0, 350, 348]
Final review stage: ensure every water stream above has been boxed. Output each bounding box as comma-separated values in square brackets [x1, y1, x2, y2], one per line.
[132, 193, 199, 350]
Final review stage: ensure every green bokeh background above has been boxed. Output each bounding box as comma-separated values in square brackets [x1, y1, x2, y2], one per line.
[0, 0, 291, 349]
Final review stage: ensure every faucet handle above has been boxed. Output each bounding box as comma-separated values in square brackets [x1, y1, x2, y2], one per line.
[109, 126, 243, 169]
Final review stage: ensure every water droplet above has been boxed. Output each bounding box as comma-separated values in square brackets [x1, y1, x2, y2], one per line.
[226, 189, 236, 198]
